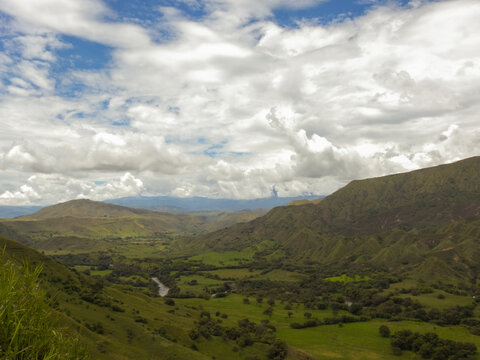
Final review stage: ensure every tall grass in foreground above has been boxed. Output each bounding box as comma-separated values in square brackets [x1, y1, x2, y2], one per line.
[0, 251, 89, 359]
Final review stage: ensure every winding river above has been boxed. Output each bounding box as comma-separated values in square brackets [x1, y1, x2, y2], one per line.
[151, 277, 170, 297]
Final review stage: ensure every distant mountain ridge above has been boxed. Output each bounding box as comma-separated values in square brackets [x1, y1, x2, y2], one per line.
[0, 195, 323, 219]
[0, 206, 43, 219]
[105, 195, 323, 213]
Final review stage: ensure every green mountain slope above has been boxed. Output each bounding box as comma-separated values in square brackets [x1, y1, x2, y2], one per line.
[188, 156, 480, 283]
[23, 199, 155, 219]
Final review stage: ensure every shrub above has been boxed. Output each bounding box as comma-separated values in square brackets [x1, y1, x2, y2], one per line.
[267, 340, 287, 359]
[264, 306, 273, 316]
[164, 298, 175, 306]
[390, 329, 477, 359]
[379, 325, 391, 338]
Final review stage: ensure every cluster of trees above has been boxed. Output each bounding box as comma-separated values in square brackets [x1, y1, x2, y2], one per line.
[79, 288, 125, 312]
[190, 313, 276, 345]
[367, 297, 474, 325]
[189, 312, 287, 359]
[390, 330, 477, 359]
[290, 315, 368, 329]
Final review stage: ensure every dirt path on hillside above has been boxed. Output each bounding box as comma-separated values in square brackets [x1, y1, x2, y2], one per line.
[151, 277, 170, 297]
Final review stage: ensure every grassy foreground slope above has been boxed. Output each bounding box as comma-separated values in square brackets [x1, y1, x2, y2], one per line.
[0, 235, 230, 359]
[187, 156, 480, 283]
[0, 252, 88, 359]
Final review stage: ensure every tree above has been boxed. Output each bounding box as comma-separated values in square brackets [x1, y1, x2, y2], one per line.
[267, 340, 287, 360]
[379, 325, 391, 338]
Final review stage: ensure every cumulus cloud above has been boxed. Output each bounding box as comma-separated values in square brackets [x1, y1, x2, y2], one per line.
[0, 0, 151, 48]
[0, 184, 40, 205]
[1, 0, 480, 205]
[0, 172, 144, 205]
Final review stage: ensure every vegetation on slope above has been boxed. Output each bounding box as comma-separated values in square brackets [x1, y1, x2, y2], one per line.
[184, 156, 480, 284]
[0, 248, 88, 359]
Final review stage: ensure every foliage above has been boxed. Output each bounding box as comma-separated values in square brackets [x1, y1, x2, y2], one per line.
[267, 340, 287, 360]
[379, 325, 391, 338]
[390, 330, 477, 359]
[0, 251, 88, 359]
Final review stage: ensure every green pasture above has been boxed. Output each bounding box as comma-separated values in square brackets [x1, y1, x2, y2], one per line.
[177, 274, 223, 293]
[277, 320, 480, 360]
[175, 294, 349, 330]
[396, 290, 474, 309]
[253, 269, 306, 282]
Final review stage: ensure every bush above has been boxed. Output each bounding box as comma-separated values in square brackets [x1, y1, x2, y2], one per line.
[390, 329, 477, 359]
[267, 340, 287, 359]
[379, 325, 391, 338]
[264, 306, 273, 316]
[164, 298, 175, 306]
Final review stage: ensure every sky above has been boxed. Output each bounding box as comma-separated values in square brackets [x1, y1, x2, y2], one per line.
[0, 0, 479, 205]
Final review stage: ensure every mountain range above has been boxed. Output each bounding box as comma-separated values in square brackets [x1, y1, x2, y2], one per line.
[0, 195, 322, 219]
[186, 156, 480, 285]
[105, 195, 322, 213]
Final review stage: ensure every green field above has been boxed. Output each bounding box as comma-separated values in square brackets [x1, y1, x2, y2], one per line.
[189, 248, 256, 266]
[277, 320, 480, 359]
[177, 274, 223, 293]
[254, 269, 306, 282]
[397, 291, 474, 309]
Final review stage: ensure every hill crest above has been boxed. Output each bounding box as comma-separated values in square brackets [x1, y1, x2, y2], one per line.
[23, 199, 155, 219]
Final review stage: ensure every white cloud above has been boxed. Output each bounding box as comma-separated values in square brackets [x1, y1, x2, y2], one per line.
[0, 172, 145, 205]
[1, 0, 480, 204]
[0, 0, 151, 48]
[0, 184, 40, 205]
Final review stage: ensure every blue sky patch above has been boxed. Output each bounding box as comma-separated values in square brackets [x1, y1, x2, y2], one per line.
[54, 35, 112, 71]
[273, 0, 412, 27]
